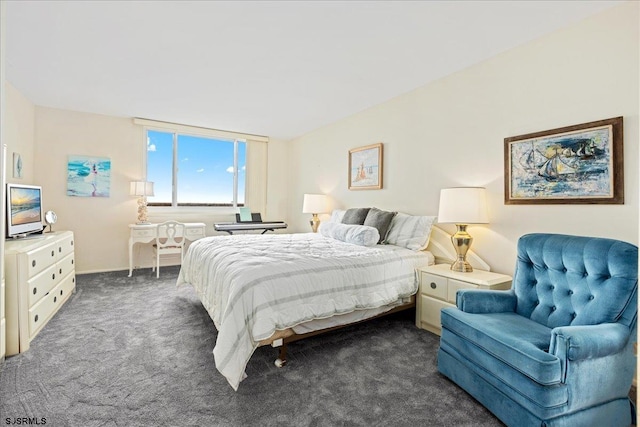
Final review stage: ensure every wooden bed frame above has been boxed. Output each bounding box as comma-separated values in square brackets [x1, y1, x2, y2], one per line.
[269, 225, 491, 367]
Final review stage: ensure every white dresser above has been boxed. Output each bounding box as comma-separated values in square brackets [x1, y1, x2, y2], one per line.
[416, 264, 512, 336]
[4, 231, 76, 355]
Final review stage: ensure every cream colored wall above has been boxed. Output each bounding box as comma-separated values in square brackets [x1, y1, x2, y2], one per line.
[4, 83, 35, 184]
[33, 107, 144, 273]
[287, 2, 639, 275]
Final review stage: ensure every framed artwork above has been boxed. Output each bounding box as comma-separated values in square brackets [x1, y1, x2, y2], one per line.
[348, 143, 383, 190]
[12, 153, 23, 179]
[67, 155, 111, 197]
[504, 117, 623, 205]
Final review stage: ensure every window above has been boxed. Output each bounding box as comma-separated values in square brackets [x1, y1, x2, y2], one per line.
[146, 129, 246, 207]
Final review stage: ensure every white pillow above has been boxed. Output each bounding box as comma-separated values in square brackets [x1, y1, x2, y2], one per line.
[329, 209, 346, 223]
[318, 222, 380, 247]
[384, 213, 437, 251]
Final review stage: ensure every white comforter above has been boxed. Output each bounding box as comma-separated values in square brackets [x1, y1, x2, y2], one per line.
[176, 232, 431, 390]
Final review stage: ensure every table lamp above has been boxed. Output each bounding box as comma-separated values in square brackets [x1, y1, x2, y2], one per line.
[302, 194, 329, 233]
[130, 181, 155, 224]
[437, 187, 489, 272]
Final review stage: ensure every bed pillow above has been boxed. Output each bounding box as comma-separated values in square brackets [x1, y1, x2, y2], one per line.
[341, 207, 371, 225]
[384, 213, 437, 251]
[318, 222, 380, 247]
[363, 207, 397, 244]
[329, 209, 346, 223]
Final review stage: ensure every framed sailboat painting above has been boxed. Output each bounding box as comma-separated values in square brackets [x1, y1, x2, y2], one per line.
[504, 117, 623, 204]
[349, 143, 383, 190]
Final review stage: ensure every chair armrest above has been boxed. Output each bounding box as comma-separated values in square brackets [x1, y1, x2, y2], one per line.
[550, 323, 631, 361]
[456, 289, 516, 314]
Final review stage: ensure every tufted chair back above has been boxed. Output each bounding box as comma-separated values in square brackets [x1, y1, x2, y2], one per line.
[513, 233, 638, 329]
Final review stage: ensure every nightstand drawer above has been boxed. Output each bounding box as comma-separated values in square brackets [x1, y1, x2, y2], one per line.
[420, 295, 452, 329]
[421, 272, 448, 300]
[447, 279, 478, 303]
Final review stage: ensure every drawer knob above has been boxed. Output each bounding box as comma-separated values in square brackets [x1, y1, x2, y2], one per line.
[72, 259, 74, 265]
[51, 250, 55, 257]
[33, 287, 37, 295]
[430, 282, 437, 289]
[59, 268, 62, 274]
[54, 296, 57, 303]
[71, 240, 74, 246]
[72, 277, 75, 283]
[52, 273, 56, 280]
[34, 314, 39, 323]
[32, 260, 36, 268]
[59, 247, 62, 253]
[60, 290, 63, 296]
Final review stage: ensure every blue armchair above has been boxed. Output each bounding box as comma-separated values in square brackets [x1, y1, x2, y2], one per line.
[438, 233, 637, 427]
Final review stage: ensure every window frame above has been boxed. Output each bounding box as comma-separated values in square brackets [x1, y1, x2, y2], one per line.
[143, 126, 247, 209]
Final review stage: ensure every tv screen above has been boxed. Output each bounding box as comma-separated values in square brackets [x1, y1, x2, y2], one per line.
[6, 183, 44, 238]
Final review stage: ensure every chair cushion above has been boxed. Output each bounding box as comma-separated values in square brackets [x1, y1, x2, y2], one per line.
[441, 308, 562, 386]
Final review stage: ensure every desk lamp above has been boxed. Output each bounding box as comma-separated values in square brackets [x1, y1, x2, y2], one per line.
[302, 194, 329, 233]
[130, 181, 155, 224]
[437, 187, 489, 272]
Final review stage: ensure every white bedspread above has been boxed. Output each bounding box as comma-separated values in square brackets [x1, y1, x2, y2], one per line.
[176, 232, 432, 390]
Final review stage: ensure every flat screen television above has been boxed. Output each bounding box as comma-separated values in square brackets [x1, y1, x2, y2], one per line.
[6, 183, 44, 238]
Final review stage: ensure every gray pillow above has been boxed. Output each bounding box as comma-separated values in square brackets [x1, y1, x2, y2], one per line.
[363, 207, 397, 243]
[341, 207, 371, 225]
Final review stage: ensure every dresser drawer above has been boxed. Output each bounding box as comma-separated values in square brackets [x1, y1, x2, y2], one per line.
[25, 241, 58, 277]
[28, 272, 75, 338]
[57, 253, 75, 279]
[56, 233, 75, 259]
[420, 295, 452, 329]
[447, 279, 478, 304]
[421, 272, 448, 300]
[27, 263, 59, 306]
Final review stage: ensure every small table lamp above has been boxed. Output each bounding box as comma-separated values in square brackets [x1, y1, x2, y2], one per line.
[130, 181, 155, 224]
[437, 187, 489, 272]
[302, 194, 329, 233]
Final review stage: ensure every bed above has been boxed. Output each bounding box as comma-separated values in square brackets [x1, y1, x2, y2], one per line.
[176, 211, 488, 390]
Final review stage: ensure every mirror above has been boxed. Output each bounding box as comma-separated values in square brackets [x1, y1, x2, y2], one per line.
[44, 210, 57, 233]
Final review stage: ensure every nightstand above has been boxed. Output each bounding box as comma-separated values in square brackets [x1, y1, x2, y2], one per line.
[416, 264, 512, 336]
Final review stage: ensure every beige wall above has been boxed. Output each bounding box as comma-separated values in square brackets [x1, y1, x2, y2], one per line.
[286, 2, 639, 274]
[5, 83, 36, 184]
[33, 108, 144, 273]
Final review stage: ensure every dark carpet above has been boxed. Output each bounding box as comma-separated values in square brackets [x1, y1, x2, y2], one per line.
[0, 267, 503, 427]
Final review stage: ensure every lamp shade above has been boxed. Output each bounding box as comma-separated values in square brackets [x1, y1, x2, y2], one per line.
[302, 194, 329, 214]
[437, 187, 489, 224]
[130, 181, 155, 197]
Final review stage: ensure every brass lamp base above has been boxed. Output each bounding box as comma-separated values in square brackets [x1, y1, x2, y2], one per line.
[309, 214, 320, 233]
[450, 224, 474, 272]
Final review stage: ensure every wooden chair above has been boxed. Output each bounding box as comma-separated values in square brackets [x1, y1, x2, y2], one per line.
[152, 221, 186, 278]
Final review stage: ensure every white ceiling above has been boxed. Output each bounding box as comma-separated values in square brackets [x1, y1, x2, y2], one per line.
[5, 1, 622, 141]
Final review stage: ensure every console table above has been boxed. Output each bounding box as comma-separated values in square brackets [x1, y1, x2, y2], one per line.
[214, 221, 288, 235]
[128, 222, 206, 277]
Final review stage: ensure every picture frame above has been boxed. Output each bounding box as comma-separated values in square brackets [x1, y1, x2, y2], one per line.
[12, 152, 23, 179]
[504, 117, 623, 205]
[67, 155, 112, 198]
[348, 143, 383, 190]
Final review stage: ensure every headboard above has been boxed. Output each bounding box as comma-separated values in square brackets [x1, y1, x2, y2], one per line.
[426, 225, 491, 271]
